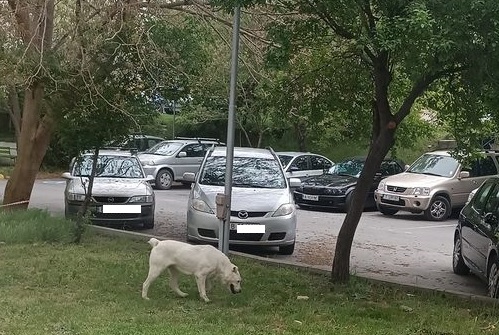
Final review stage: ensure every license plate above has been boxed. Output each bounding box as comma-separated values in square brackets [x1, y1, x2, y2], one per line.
[102, 205, 141, 213]
[382, 194, 400, 202]
[302, 194, 319, 201]
[230, 223, 265, 233]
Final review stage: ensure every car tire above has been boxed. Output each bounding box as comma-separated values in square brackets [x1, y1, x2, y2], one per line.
[155, 169, 174, 190]
[452, 236, 469, 275]
[424, 195, 450, 221]
[279, 242, 295, 255]
[377, 204, 398, 216]
[343, 192, 353, 212]
[143, 219, 154, 229]
[488, 260, 499, 299]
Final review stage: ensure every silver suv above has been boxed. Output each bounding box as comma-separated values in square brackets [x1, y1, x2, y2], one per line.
[374, 150, 499, 221]
[137, 137, 224, 190]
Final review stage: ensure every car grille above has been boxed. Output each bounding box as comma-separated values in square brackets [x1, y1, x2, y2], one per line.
[93, 196, 129, 203]
[386, 185, 407, 193]
[230, 211, 268, 218]
[301, 187, 328, 195]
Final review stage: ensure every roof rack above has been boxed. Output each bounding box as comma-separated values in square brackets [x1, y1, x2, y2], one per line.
[174, 136, 223, 144]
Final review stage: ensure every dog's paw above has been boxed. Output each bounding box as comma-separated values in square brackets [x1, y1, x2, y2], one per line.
[178, 292, 189, 298]
[201, 296, 211, 303]
[142, 296, 150, 300]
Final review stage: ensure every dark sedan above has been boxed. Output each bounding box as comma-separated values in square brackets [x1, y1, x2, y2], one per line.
[453, 177, 499, 298]
[293, 157, 405, 212]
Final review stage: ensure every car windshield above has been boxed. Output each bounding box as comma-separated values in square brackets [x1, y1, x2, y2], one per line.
[199, 156, 286, 189]
[278, 154, 293, 168]
[407, 153, 459, 177]
[145, 141, 183, 156]
[72, 155, 145, 178]
[327, 158, 364, 177]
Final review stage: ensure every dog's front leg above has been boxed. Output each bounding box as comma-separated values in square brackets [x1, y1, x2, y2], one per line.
[195, 274, 210, 302]
[168, 268, 188, 298]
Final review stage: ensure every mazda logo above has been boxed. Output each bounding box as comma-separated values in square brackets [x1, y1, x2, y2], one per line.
[237, 210, 249, 219]
[107, 197, 115, 203]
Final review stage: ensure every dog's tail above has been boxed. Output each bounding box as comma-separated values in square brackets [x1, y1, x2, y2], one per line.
[147, 237, 160, 248]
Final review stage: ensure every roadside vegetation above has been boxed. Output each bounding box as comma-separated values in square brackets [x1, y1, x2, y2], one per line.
[0, 209, 498, 334]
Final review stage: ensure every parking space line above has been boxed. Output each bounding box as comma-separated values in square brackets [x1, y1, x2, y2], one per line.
[404, 224, 455, 230]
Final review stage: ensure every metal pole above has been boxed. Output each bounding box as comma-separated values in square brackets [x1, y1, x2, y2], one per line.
[172, 100, 176, 139]
[220, 5, 241, 254]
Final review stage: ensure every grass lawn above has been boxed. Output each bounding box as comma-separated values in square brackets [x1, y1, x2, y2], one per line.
[1, 211, 499, 334]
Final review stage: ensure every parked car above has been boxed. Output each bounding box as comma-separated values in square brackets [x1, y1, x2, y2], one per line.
[103, 134, 164, 153]
[183, 146, 301, 255]
[294, 156, 405, 212]
[62, 152, 155, 229]
[374, 150, 499, 221]
[452, 177, 499, 298]
[277, 152, 334, 181]
[138, 137, 224, 190]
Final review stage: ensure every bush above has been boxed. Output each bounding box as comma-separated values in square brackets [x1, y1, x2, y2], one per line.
[0, 209, 77, 244]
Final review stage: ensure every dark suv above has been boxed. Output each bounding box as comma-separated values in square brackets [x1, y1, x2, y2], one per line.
[453, 177, 499, 298]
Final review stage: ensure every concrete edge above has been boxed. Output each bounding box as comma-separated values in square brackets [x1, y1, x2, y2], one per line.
[87, 225, 499, 305]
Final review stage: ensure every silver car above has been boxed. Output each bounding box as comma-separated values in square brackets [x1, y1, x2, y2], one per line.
[138, 137, 224, 190]
[277, 151, 334, 181]
[62, 152, 155, 228]
[185, 147, 301, 255]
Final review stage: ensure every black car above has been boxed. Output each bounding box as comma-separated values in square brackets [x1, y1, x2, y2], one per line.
[453, 177, 499, 298]
[104, 134, 164, 153]
[293, 156, 405, 212]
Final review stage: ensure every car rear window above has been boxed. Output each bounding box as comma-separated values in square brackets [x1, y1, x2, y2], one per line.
[200, 156, 286, 189]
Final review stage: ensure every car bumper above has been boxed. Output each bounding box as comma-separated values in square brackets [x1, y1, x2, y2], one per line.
[374, 190, 431, 213]
[65, 202, 154, 226]
[142, 166, 159, 179]
[294, 191, 346, 209]
[186, 207, 296, 247]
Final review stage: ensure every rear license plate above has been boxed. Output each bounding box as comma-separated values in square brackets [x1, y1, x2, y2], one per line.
[382, 194, 400, 202]
[302, 194, 319, 201]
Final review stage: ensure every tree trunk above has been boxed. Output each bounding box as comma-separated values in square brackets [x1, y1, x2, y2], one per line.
[2, 84, 54, 209]
[331, 127, 395, 282]
[7, 85, 22, 149]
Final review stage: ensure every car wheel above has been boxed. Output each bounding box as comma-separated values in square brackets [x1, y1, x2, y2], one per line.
[143, 219, 154, 229]
[452, 236, 469, 275]
[424, 196, 450, 221]
[377, 204, 398, 216]
[343, 192, 353, 212]
[488, 260, 499, 298]
[279, 242, 295, 255]
[155, 169, 173, 190]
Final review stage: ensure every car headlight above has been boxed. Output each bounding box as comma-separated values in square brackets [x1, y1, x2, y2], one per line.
[67, 193, 86, 202]
[377, 181, 385, 191]
[272, 203, 295, 217]
[191, 198, 214, 214]
[129, 195, 154, 203]
[413, 187, 430, 196]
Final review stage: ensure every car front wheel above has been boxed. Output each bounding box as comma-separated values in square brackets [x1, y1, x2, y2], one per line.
[155, 169, 174, 190]
[452, 236, 469, 275]
[279, 242, 295, 255]
[488, 260, 499, 298]
[424, 196, 450, 221]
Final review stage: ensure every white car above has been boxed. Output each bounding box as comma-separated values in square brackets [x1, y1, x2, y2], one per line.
[62, 152, 155, 229]
[277, 151, 334, 181]
[184, 147, 301, 254]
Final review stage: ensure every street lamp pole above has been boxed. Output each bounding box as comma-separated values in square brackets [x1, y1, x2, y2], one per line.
[220, 5, 241, 255]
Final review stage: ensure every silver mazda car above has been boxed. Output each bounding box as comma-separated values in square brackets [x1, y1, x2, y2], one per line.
[184, 147, 300, 254]
[62, 152, 155, 228]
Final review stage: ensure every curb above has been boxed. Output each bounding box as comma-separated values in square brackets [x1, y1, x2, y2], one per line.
[87, 225, 498, 305]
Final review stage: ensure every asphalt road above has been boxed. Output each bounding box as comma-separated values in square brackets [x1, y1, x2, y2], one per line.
[0, 179, 486, 297]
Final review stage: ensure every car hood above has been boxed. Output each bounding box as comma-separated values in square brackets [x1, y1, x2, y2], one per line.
[67, 178, 152, 196]
[302, 174, 357, 188]
[137, 153, 171, 164]
[193, 185, 293, 212]
[382, 172, 450, 187]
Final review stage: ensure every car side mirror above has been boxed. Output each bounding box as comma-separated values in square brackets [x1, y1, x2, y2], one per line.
[146, 175, 154, 183]
[289, 177, 301, 188]
[404, 164, 410, 171]
[459, 171, 470, 179]
[61, 172, 73, 179]
[178, 151, 187, 158]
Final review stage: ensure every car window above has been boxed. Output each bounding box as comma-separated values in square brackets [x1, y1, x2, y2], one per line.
[310, 156, 333, 170]
[182, 144, 206, 157]
[407, 154, 459, 177]
[328, 158, 364, 177]
[278, 155, 293, 168]
[466, 156, 498, 177]
[199, 156, 286, 189]
[146, 141, 183, 155]
[379, 160, 403, 176]
[147, 139, 162, 149]
[290, 156, 309, 171]
[471, 181, 496, 213]
[73, 155, 144, 178]
[484, 185, 499, 217]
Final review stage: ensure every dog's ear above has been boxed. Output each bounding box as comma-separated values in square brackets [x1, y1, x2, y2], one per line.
[232, 266, 238, 273]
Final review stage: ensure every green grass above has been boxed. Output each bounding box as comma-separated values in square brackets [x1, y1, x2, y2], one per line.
[0, 210, 499, 334]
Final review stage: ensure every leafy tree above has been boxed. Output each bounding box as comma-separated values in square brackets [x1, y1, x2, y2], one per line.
[216, 0, 499, 282]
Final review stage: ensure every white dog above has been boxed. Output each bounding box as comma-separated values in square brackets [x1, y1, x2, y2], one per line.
[142, 238, 242, 302]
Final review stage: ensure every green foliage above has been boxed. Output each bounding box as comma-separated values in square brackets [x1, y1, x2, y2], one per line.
[0, 209, 76, 244]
